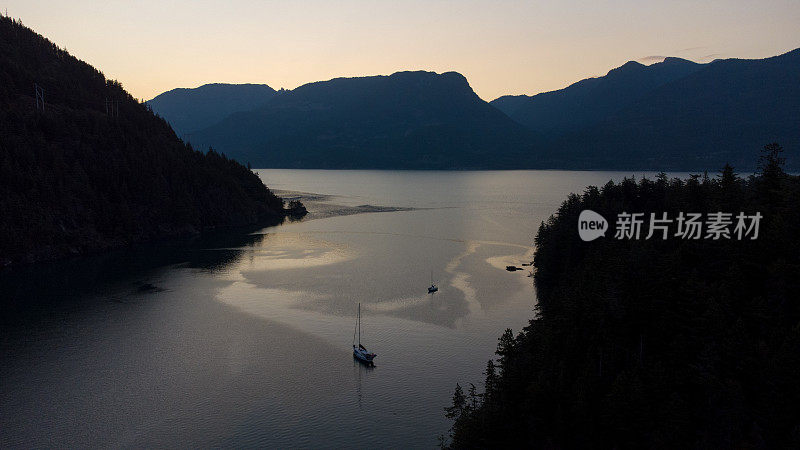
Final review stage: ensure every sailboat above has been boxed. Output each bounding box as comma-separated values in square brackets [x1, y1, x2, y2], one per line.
[353, 303, 376, 365]
[427, 271, 438, 294]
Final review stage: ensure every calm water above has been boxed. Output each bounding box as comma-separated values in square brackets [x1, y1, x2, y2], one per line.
[1, 170, 674, 448]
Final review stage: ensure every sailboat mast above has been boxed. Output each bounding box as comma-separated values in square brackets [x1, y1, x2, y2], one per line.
[358, 303, 361, 346]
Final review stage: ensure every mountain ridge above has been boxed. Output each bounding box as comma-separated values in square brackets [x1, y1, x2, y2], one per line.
[190, 70, 536, 169]
[543, 48, 800, 169]
[149, 48, 799, 171]
[148, 83, 276, 136]
[490, 56, 703, 137]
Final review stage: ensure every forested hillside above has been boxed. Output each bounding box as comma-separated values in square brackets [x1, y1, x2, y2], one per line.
[445, 144, 800, 448]
[0, 16, 290, 265]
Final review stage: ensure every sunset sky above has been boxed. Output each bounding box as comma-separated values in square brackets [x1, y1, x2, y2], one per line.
[5, 0, 800, 101]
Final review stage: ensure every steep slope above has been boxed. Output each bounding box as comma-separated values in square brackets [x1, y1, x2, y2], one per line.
[550, 49, 800, 169]
[147, 83, 276, 136]
[192, 71, 536, 169]
[0, 16, 288, 265]
[491, 57, 702, 138]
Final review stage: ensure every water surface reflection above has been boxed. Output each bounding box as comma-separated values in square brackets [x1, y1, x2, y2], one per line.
[2, 170, 665, 447]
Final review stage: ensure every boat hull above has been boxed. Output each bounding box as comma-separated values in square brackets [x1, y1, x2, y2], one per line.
[353, 347, 376, 365]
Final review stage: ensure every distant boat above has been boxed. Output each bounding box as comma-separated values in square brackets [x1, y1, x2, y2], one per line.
[428, 271, 438, 294]
[353, 303, 376, 365]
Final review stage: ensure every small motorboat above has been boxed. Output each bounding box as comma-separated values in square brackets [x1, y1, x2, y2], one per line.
[352, 303, 376, 365]
[427, 271, 438, 293]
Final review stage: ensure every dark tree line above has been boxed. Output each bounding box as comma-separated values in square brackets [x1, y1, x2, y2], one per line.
[0, 16, 298, 265]
[445, 144, 800, 448]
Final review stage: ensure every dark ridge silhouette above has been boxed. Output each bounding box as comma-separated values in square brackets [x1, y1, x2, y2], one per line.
[444, 146, 800, 448]
[0, 16, 296, 266]
[155, 49, 799, 171]
[147, 83, 276, 136]
[493, 49, 799, 170]
[491, 57, 702, 137]
[190, 71, 536, 169]
[546, 49, 800, 170]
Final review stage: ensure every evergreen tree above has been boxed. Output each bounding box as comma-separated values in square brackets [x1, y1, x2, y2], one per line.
[446, 147, 800, 448]
[445, 383, 466, 420]
[495, 328, 515, 375]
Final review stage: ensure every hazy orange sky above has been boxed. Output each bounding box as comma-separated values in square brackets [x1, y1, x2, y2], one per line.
[5, 0, 800, 101]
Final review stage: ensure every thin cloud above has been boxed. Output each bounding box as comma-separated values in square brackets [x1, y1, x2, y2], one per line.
[677, 46, 708, 53]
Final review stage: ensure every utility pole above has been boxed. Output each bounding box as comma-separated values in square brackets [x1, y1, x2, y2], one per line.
[34, 83, 44, 112]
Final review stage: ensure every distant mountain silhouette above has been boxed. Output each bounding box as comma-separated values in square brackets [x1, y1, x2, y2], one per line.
[541, 49, 800, 169]
[493, 50, 799, 170]
[152, 50, 799, 170]
[491, 57, 702, 138]
[191, 71, 535, 169]
[0, 17, 289, 265]
[148, 83, 276, 136]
